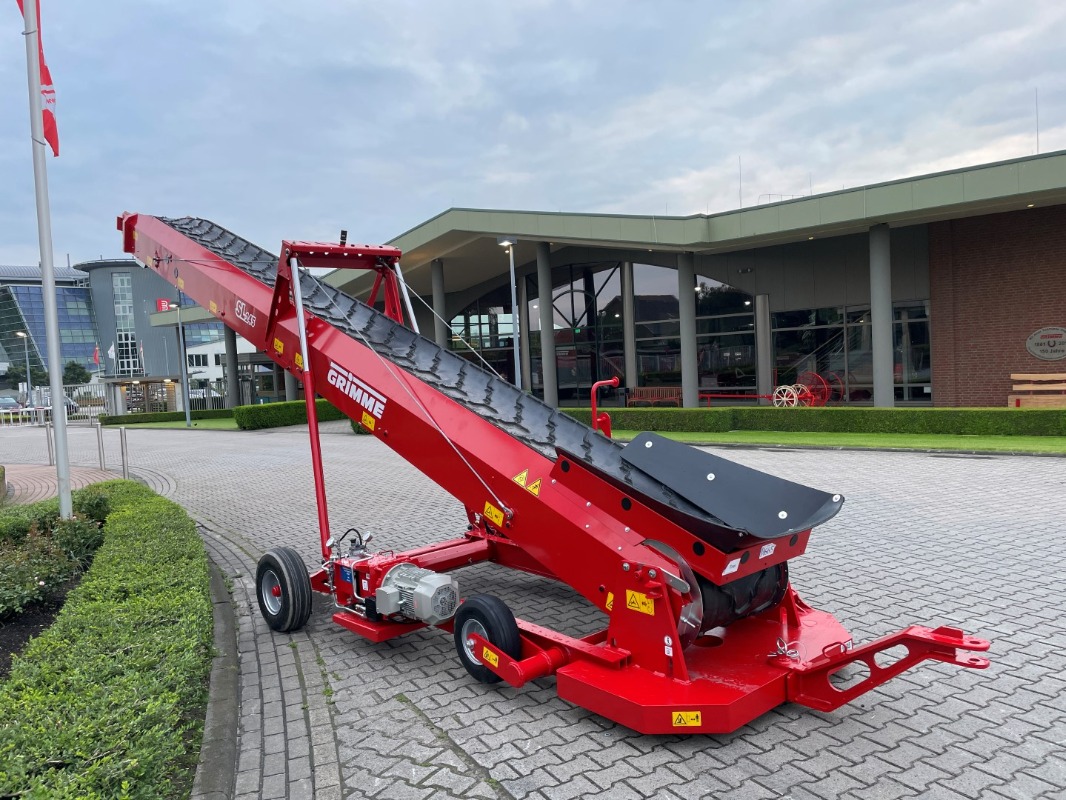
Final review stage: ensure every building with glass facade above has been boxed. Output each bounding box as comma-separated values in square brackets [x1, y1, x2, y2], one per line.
[0, 259, 224, 389]
[324, 149, 1066, 408]
[0, 264, 99, 379]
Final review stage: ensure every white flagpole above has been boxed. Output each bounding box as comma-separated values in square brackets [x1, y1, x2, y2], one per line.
[23, 0, 72, 517]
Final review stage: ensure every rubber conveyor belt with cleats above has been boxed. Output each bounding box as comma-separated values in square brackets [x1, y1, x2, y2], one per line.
[117, 212, 990, 735]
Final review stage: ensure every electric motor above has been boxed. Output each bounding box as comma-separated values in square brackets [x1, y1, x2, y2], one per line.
[375, 563, 460, 626]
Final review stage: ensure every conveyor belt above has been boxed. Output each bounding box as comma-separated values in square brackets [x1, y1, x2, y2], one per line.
[162, 217, 838, 543]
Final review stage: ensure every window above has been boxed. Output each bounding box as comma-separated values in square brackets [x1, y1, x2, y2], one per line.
[188, 354, 208, 368]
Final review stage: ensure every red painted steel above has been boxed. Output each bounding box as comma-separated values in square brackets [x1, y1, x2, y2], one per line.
[117, 212, 991, 734]
[590, 376, 620, 437]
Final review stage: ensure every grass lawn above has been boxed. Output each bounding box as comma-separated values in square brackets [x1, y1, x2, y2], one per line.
[611, 429, 1066, 454]
[112, 417, 240, 430]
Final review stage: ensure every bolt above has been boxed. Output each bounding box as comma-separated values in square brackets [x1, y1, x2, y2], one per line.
[649, 569, 657, 578]
[622, 563, 630, 572]
[706, 473, 715, 481]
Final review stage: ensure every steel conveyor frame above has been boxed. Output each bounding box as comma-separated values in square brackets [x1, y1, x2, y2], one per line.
[118, 212, 989, 734]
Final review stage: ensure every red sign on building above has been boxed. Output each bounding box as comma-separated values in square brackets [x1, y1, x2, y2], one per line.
[156, 298, 171, 312]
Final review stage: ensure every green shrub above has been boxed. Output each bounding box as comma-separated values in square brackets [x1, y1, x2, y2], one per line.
[233, 398, 345, 430]
[100, 408, 233, 426]
[0, 533, 70, 617]
[51, 518, 105, 567]
[72, 487, 111, 525]
[0, 499, 59, 547]
[0, 465, 5, 507]
[564, 407, 735, 433]
[563, 406, 1066, 437]
[0, 482, 212, 799]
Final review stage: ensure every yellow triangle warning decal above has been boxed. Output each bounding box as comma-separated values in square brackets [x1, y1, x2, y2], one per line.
[512, 469, 529, 487]
[674, 713, 686, 725]
[526, 479, 541, 497]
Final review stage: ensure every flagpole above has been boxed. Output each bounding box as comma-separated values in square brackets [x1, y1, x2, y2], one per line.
[22, 0, 71, 517]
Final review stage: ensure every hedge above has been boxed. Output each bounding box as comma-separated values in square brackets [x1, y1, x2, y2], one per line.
[563, 406, 1066, 437]
[100, 408, 233, 426]
[0, 465, 5, 506]
[0, 480, 213, 799]
[233, 398, 345, 430]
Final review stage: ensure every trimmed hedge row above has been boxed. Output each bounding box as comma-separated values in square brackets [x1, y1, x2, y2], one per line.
[0, 480, 213, 799]
[100, 408, 234, 426]
[233, 398, 345, 430]
[563, 406, 1066, 436]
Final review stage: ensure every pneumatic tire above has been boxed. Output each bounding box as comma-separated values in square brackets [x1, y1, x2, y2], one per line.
[453, 594, 521, 684]
[256, 547, 313, 632]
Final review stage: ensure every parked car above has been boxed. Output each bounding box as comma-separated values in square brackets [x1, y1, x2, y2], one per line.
[0, 396, 23, 411]
[39, 394, 80, 413]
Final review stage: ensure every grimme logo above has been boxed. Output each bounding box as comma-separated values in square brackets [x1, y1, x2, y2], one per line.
[326, 361, 386, 418]
[234, 299, 257, 328]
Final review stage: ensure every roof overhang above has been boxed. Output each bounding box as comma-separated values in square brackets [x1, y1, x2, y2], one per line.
[325, 149, 1066, 300]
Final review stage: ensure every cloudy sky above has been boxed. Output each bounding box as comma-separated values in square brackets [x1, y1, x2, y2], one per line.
[1, 0, 1063, 265]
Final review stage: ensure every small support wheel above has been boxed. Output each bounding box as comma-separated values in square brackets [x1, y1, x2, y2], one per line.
[453, 594, 521, 684]
[256, 547, 313, 632]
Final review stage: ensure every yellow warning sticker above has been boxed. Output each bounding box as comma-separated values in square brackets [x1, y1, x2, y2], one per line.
[360, 411, 376, 431]
[512, 469, 528, 487]
[209, 300, 218, 314]
[482, 647, 499, 668]
[273, 338, 284, 355]
[672, 711, 702, 727]
[483, 502, 505, 527]
[177, 277, 185, 290]
[294, 353, 304, 369]
[605, 592, 615, 611]
[526, 479, 542, 497]
[626, 590, 655, 616]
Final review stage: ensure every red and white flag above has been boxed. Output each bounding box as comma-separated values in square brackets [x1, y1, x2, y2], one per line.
[92, 344, 100, 366]
[15, 0, 59, 157]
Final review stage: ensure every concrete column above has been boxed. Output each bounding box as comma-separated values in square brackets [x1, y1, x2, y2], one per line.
[284, 370, 299, 401]
[224, 325, 240, 409]
[431, 259, 448, 348]
[755, 293, 772, 405]
[869, 224, 894, 407]
[517, 276, 532, 391]
[536, 242, 558, 408]
[621, 261, 638, 388]
[678, 252, 698, 408]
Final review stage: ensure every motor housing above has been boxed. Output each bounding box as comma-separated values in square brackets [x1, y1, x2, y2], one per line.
[375, 563, 459, 626]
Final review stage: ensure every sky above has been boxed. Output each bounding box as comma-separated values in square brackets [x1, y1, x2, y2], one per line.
[1, 0, 1064, 266]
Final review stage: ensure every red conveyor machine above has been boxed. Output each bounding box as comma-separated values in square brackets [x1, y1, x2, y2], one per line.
[118, 214, 989, 734]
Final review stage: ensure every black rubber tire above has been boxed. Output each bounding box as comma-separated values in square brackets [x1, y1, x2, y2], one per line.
[256, 547, 313, 632]
[453, 594, 521, 684]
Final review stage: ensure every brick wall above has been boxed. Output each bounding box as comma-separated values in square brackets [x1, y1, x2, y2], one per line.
[929, 205, 1066, 406]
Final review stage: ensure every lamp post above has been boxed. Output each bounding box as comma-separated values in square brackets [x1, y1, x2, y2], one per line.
[497, 237, 521, 391]
[172, 304, 192, 428]
[15, 331, 31, 406]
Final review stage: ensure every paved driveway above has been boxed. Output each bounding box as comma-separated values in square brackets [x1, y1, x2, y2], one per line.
[1, 424, 1063, 799]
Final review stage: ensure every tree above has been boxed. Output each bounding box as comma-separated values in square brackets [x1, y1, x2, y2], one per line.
[5, 363, 49, 387]
[63, 360, 92, 385]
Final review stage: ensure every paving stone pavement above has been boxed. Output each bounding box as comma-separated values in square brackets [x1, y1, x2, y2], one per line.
[1, 424, 1064, 799]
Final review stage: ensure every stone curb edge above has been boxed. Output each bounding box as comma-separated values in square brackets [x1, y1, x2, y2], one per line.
[191, 558, 239, 800]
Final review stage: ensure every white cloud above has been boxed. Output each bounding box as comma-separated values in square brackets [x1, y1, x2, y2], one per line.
[1, 0, 1064, 262]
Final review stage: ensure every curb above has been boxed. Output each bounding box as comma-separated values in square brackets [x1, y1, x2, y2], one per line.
[191, 558, 239, 800]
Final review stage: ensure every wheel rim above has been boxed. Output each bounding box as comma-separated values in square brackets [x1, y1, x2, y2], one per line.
[460, 618, 488, 665]
[261, 569, 282, 616]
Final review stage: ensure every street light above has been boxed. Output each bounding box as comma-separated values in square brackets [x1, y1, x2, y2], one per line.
[171, 304, 192, 428]
[497, 236, 521, 391]
[15, 331, 31, 406]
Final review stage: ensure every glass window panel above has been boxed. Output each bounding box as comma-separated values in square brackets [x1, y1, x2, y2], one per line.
[632, 263, 679, 322]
